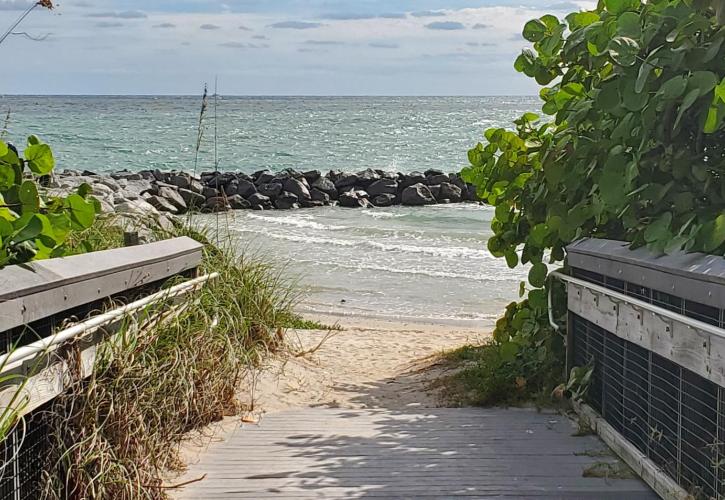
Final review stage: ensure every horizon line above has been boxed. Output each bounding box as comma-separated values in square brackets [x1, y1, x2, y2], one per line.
[0, 93, 539, 98]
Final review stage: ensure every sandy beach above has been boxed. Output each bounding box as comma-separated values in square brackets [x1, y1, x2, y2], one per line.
[245, 316, 489, 413]
[172, 316, 490, 477]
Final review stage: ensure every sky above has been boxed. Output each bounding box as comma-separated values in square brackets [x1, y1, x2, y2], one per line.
[0, 0, 592, 95]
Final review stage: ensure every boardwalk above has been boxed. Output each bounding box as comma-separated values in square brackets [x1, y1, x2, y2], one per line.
[175, 407, 657, 499]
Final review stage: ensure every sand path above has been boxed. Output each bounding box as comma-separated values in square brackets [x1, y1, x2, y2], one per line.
[243, 316, 488, 414]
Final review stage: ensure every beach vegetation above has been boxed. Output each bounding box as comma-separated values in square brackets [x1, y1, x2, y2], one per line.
[462, 0, 725, 401]
[40, 221, 299, 499]
[0, 137, 100, 267]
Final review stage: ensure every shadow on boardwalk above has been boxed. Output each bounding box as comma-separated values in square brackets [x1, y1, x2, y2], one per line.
[174, 375, 658, 499]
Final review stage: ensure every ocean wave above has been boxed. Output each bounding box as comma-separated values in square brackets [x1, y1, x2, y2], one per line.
[243, 213, 348, 231]
[235, 226, 492, 259]
[293, 258, 522, 282]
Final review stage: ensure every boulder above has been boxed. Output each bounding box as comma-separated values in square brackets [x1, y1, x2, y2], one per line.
[202, 186, 219, 199]
[91, 183, 114, 197]
[235, 172, 253, 182]
[424, 168, 445, 177]
[223, 181, 239, 196]
[338, 190, 370, 208]
[334, 172, 358, 190]
[254, 170, 276, 186]
[448, 173, 467, 191]
[96, 177, 121, 192]
[115, 198, 159, 216]
[283, 177, 312, 201]
[311, 177, 338, 199]
[372, 193, 396, 207]
[401, 183, 436, 206]
[355, 168, 380, 188]
[236, 179, 257, 198]
[439, 182, 463, 203]
[300, 200, 326, 208]
[310, 188, 330, 204]
[203, 197, 230, 213]
[367, 179, 398, 197]
[303, 170, 322, 183]
[426, 174, 450, 186]
[247, 193, 273, 209]
[121, 179, 153, 200]
[145, 194, 178, 213]
[259, 182, 283, 198]
[168, 174, 192, 190]
[179, 188, 206, 209]
[275, 191, 299, 210]
[428, 184, 442, 201]
[228, 194, 251, 210]
[157, 186, 187, 212]
[399, 172, 426, 190]
[189, 179, 204, 194]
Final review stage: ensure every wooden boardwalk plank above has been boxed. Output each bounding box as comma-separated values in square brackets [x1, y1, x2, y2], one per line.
[174, 407, 658, 499]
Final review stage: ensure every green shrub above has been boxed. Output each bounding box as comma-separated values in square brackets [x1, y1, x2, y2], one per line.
[462, 0, 724, 395]
[0, 137, 99, 267]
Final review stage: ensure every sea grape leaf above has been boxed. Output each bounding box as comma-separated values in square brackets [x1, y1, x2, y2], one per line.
[528, 262, 548, 288]
[24, 143, 55, 175]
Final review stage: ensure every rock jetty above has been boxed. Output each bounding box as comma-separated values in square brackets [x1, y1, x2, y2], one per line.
[50, 167, 481, 216]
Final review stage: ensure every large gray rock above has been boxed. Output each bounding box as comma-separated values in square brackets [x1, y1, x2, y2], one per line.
[399, 172, 426, 190]
[275, 191, 299, 210]
[91, 183, 114, 197]
[236, 179, 257, 199]
[122, 179, 154, 200]
[116, 198, 159, 216]
[439, 182, 463, 203]
[372, 193, 396, 207]
[259, 182, 283, 199]
[254, 170, 275, 186]
[367, 179, 398, 197]
[228, 194, 251, 210]
[247, 193, 273, 209]
[179, 188, 206, 209]
[355, 168, 380, 188]
[334, 172, 358, 190]
[145, 194, 178, 213]
[157, 186, 187, 212]
[303, 170, 322, 183]
[283, 177, 311, 201]
[202, 186, 219, 199]
[168, 174, 192, 190]
[310, 188, 330, 204]
[203, 196, 230, 213]
[401, 183, 436, 206]
[426, 174, 450, 186]
[311, 177, 338, 199]
[338, 190, 370, 208]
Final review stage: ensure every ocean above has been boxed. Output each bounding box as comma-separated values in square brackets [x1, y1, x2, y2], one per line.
[1, 95, 537, 327]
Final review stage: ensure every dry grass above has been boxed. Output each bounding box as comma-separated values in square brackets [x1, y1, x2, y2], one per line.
[39, 221, 299, 499]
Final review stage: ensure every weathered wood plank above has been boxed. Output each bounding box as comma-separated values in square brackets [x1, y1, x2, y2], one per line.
[0, 237, 202, 332]
[173, 408, 657, 500]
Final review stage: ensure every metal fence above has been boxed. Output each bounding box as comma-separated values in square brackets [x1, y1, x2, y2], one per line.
[563, 238, 725, 499]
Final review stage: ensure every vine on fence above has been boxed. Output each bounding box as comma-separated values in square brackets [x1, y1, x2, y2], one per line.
[0, 137, 99, 267]
[462, 0, 725, 390]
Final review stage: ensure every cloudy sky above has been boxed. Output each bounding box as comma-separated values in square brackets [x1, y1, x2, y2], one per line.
[0, 0, 591, 95]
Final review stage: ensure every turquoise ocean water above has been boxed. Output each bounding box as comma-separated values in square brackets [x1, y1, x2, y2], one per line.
[1, 95, 537, 326]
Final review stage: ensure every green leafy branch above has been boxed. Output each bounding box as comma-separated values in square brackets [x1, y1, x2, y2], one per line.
[0, 136, 100, 267]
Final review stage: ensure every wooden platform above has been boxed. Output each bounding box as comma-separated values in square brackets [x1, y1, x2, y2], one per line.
[174, 407, 658, 499]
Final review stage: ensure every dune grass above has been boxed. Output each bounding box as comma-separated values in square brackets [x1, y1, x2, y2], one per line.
[40, 219, 300, 499]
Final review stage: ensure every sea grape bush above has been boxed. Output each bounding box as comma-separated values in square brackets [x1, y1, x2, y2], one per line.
[0, 136, 99, 267]
[462, 0, 725, 389]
